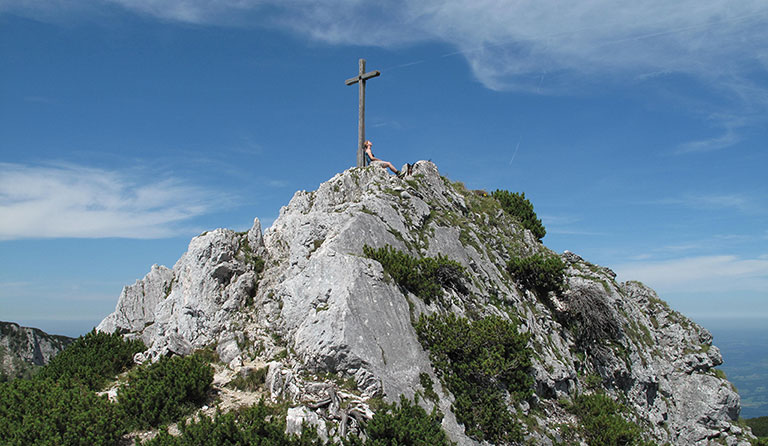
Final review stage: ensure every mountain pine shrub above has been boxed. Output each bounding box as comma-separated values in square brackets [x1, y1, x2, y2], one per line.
[119, 352, 214, 429]
[363, 245, 466, 304]
[144, 396, 452, 446]
[491, 190, 546, 241]
[356, 395, 454, 446]
[141, 399, 324, 446]
[36, 329, 145, 390]
[0, 329, 149, 444]
[415, 313, 533, 443]
[567, 392, 656, 446]
[507, 252, 566, 298]
[0, 377, 124, 446]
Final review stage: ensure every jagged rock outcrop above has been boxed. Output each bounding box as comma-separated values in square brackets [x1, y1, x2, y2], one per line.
[0, 321, 72, 380]
[99, 220, 265, 365]
[98, 161, 753, 445]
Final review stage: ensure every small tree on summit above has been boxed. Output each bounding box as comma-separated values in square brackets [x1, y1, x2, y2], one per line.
[491, 190, 546, 241]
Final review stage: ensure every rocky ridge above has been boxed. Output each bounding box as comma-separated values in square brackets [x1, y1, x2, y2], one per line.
[98, 161, 755, 445]
[0, 321, 73, 381]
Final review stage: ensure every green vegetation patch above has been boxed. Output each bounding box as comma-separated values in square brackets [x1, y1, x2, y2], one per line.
[567, 392, 656, 446]
[349, 395, 454, 446]
[746, 416, 768, 438]
[0, 330, 221, 444]
[419, 372, 439, 402]
[0, 377, 124, 446]
[228, 367, 268, 392]
[363, 245, 466, 304]
[142, 399, 322, 446]
[415, 313, 533, 443]
[36, 329, 145, 391]
[491, 190, 546, 241]
[239, 236, 266, 274]
[119, 352, 214, 429]
[0, 329, 146, 446]
[507, 253, 566, 299]
[144, 396, 453, 446]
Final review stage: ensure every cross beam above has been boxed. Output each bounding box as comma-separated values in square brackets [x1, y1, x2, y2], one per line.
[345, 58, 380, 168]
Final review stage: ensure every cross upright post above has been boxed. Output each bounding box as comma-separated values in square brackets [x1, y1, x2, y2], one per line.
[345, 58, 380, 168]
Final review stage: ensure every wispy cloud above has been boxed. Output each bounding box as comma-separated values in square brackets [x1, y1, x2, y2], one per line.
[675, 113, 749, 153]
[614, 255, 768, 294]
[676, 129, 741, 154]
[0, 162, 222, 240]
[541, 214, 606, 236]
[5, 1, 768, 152]
[5, 1, 767, 92]
[651, 193, 760, 214]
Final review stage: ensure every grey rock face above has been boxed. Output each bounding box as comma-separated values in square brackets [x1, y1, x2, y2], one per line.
[97, 264, 174, 336]
[0, 321, 72, 380]
[98, 162, 752, 445]
[98, 218, 265, 360]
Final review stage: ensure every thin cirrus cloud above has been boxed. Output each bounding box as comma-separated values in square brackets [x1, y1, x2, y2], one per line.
[42, 0, 768, 154]
[614, 255, 768, 294]
[653, 193, 759, 214]
[4, 0, 767, 92]
[0, 162, 220, 240]
[4, 0, 768, 155]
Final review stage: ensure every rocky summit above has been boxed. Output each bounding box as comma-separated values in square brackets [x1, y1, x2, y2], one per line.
[98, 161, 754, 445]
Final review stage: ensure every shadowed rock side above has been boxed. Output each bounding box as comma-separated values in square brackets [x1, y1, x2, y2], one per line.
[0, 321, 73, 380]
[98, 161, 752, 445]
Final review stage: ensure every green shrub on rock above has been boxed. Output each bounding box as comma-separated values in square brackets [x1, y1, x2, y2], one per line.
[567, 392, 656, 446]
[36, 329, 145, 390]
[360, 395, 453, 446]
[363, 245, 466, 304]
[119, 352, 214, 429]
[142, 399, 323, 446]
[491, 190, 546, 241]
[145, 396, 452, 446]
[507, 253, 566, 298]
[415, 313, 533, 443]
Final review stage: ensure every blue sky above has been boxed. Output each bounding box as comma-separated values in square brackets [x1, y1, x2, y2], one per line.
[1, 1, 766, 338]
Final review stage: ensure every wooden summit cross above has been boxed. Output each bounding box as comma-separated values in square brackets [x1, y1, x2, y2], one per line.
[345, 58, 380, 168]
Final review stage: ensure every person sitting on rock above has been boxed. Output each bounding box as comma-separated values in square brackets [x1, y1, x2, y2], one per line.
[363, 140, 400, 176]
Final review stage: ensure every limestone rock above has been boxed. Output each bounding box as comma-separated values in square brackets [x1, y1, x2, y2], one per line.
[98, 218, 265, 360]
[97, 161, 753, 445]
[286, 406, 328, 442]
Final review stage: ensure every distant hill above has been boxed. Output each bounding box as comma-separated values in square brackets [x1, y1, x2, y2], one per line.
[704, 319, 768, 419]
[0, 321, 73, 381]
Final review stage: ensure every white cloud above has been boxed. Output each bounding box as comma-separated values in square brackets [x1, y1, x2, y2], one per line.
[5, 1, 767, 91]
[5, 1, 768, 151]
[675, 113, 751, 153]
[676, 130, 741, 154]
[650, 193, 760, 214]
[0, 162, 220, 239]
[614, 255, 768, 294]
